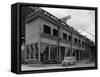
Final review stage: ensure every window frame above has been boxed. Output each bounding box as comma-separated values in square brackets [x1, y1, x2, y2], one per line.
[63, 33, 67, 40]
[43, 24, 51, 35]
[53, 28, 58, 36]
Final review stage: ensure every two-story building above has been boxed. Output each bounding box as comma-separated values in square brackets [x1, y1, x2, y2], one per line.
[21, 7, 95, 64]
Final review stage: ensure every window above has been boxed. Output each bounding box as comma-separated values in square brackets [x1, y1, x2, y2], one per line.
[61, 47, 65, 61]
[43, 24, 51, 34]
[53, 29, 58, 36]
[63, 33, 67, 40]
[82, 41, 85, 46]
[66, 49, 71, 56]
[68, 35, 72, 41]
[74, 38, 77, 43]
[50, 45, 57, 60]
[78, 39, 80, 44]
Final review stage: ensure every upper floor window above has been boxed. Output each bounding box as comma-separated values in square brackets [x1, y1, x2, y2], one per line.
[82, 41, 85, 46]
[74, 38, 78, 43]
[63, 33, 67, 40]
[68, 35, 72, 41]
[53, 29, 58, 36]
[43, 24, 51, 34]
[78, 39, 80, 44]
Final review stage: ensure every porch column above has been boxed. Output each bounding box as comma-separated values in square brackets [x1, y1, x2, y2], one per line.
[24, 45, 27, 60]
[79, 50, 81, 60]
[56, 45, 58, 62]
[29, 45, 31, 59]
[38, 42, 41, 63]
[33, 44, 36, 59]
[48, 44, 51, 60]
[70, 33, 72, 56]
[59, 46, 61, 61]
[24, 45, 27, 59]
[82, 51, 83, 60]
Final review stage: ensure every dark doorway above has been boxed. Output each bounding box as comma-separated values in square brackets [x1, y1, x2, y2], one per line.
[61, 47, 65, 61]
[41, 45, 49, 63]
[76, 50, 79, 60]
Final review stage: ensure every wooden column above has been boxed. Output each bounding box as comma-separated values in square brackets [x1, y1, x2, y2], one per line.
[79, 50, 80, 60]
[58, 45, 61, 62]
[24, 45, 27, 60]
[38, 42, 41, 63]
[56, 45, 58, 62]
[29, 45, 31, 59]
[38, 23, 41, 63]
[48, 44, 51, 61]
[58, 23, 60, 62]
[33, 44, 36, 59]
[70, 33, 72, 56]
[64, 47, 66, 57]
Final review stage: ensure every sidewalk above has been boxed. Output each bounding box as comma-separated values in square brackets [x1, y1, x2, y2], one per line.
[76, 60, 94, 64]
[21, 64, 65, 71]
[21, 62, 95, 71]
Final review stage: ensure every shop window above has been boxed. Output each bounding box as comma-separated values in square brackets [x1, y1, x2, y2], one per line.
[50, 45, 57, 60]
[30, 44, 34, 59]
[66, 49, 71, 56]
[61, 47, 65, 61]
[43, 24, 51, 34]
[35, 43, 38, 59]
[53, 28, 58, 36]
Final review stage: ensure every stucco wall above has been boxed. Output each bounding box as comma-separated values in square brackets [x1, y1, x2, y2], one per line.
[26, 17, 85, 51]
[38, 17, 58, 35]
[59, 28, 71, 39]
[26, 18, 40, 45]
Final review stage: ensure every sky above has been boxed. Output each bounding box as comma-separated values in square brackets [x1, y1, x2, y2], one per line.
[41, 7, 95, 42]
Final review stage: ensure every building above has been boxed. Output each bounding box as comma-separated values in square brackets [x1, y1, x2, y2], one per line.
[21, 7, 95, 64]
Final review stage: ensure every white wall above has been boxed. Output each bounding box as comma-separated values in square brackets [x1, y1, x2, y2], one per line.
[0, 0, 99, 77]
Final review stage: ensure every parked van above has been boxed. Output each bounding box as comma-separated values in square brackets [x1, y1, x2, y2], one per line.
[62, 57, 77, 66]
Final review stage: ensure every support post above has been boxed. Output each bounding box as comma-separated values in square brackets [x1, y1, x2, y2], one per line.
[38, 42, 41, 63]
[29, 45, 31, 59]
[24, 44, 27, 62]
[59, 45, 61, 62]
[70, 33, 72, 56]
[33, 44, 36, 59]
[48, 44, 50, 61]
